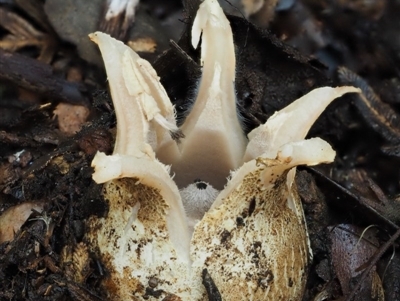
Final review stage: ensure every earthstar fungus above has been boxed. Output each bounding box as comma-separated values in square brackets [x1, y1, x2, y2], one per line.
[84, 0, 360, 300]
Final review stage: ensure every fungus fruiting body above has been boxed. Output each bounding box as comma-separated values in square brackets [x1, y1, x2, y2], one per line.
[83, 0, 360, 300]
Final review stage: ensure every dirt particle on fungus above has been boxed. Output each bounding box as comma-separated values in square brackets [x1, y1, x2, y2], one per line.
[220, 229, 231, 244]
[236, 216, 245, 227]
[148, 277, 159, 288]
[248, 197, 256, 217]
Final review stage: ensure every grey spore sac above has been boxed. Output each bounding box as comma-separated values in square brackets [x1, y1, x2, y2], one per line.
[180, 179, 220, 227]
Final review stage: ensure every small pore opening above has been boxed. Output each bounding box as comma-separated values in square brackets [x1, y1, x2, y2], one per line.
[194, 179, 208, 190]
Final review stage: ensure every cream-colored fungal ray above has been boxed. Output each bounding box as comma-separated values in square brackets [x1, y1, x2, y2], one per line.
[122, 51, 181, 154]
[89, 32, 179, 156]
[90, 32, 147, 156]
[213, 137, 335, 209]
[169, 0, 247, 190]
[244, 86, 361, 162]
[191, 138, 335, 301]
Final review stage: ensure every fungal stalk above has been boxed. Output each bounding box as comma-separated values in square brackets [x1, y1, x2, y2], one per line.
[83, 0, 360, 300]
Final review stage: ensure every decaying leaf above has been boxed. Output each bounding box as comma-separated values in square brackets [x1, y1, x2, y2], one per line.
[0, 201, 44, 243]
[330, 224, 385, 301]
[53, 103, 90, 136]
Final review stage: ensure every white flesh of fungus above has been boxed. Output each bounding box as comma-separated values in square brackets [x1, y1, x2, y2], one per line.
[85, 0, 361, 300]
